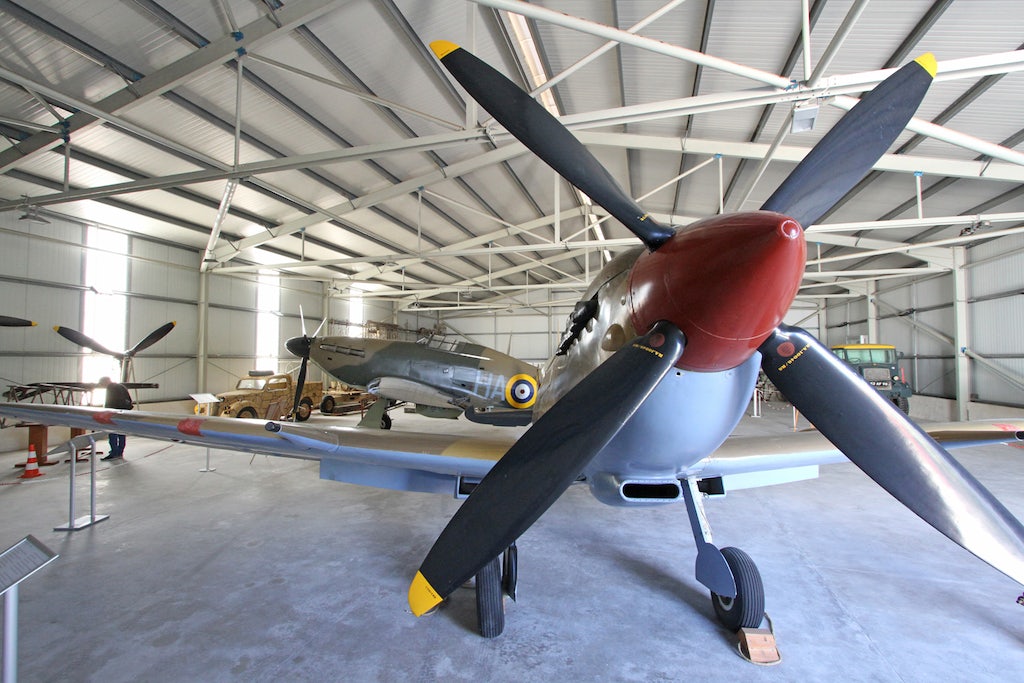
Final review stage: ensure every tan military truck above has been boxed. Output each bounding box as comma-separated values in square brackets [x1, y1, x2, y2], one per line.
[197, 371, 323, 421]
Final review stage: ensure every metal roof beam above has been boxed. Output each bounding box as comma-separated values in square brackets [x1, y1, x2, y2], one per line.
[0, 130, 486, 210]
[572, 132, 1024, 182]
[810, 222, 1024, 266]
[0, 0, 345, 174]
[472, 0, 791, 88]
[209, 141, 529, 263]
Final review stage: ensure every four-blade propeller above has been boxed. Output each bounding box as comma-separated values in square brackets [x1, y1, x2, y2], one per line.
[409, 42, 1024, 616]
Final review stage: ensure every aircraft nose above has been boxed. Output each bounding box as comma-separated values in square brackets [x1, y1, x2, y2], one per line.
[285, 335, 311, 358]
[627, 211, 806, 372]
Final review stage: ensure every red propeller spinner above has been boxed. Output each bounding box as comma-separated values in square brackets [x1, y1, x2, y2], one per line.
[627, 211, 805, 372]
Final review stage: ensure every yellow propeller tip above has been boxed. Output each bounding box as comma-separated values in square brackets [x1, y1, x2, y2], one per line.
[52, 325, 60, 332]
[914, 52, 937, 78]
[430, 40, 460, 60]
[408, 571, 443, 616]
[29, 321, 37, 326]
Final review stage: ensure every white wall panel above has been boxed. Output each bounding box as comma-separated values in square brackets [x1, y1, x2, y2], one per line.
[440, 306, 568, 365]
[207, 273, 257, 309]
[969, 233, 1024, 299]
[128, 299, 196, 357]
[207, 308, 256, 357]
[130, 240, 199, 300]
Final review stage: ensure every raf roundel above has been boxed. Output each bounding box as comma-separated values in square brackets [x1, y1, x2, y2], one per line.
[504, 374, 538, 409]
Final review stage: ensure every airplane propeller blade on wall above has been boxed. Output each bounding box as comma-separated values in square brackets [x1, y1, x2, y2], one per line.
[760, 325, 1024, 585]
[409, 322, 686, 616]
[0, 316, 36, 327]
[54, 325, 124, 359]
[55, 322, 176, 360]
[125, 321, 176, 357]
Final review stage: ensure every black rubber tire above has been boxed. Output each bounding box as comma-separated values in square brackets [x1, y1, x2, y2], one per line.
[476, 556, 504, 638]
[236, 407, 257, 419]
[710, 547, 765, 631]
[896, 395, 910, 414]
[296, 398, 313, 422]
[320, 395, 335, 413]
[380, 412, 392, 430]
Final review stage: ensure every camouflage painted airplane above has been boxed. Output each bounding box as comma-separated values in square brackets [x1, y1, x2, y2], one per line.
[3, 45, 1024, 644]
[285, 333, 537, 427]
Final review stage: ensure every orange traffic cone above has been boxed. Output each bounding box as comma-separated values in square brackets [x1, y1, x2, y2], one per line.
[19, 444, 44, 479]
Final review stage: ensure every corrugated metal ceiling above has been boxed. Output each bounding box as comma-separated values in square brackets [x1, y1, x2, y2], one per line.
[0, 0, 1021, 311]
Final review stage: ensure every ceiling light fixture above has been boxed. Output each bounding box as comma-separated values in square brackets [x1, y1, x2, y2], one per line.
[17, 199, 50, 225]
[791, 101, 819, 133]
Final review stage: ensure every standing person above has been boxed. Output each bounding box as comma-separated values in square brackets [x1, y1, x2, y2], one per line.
[98, 376, 133, 460]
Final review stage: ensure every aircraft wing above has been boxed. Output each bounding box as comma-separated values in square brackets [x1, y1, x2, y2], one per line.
[687, 420, 1024, 489]
[2, 401, 1020, 496]
[0, 402, 513, 495]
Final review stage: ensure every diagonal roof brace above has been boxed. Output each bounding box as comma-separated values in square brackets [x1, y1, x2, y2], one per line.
[0, 0, 346, 175]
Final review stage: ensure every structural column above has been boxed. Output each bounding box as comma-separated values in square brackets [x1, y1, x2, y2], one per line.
[197, 270, 210, 393]
[952, 246, 970, 421]
[866, 280, 878, 343]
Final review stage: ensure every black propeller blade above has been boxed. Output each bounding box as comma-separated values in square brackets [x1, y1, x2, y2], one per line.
[293, 349, 309, 420]
[410, 321, 686, 615]
[54, 326, 123, 359]
[431, 40, 675, 251]
[0, 316, 36, 327]
[285, 309, 326, 421]
[55, 322, 177, 360]
[761, 54, 936, 227]
[56, 322, 177, 382]
[126, 321, 176, 357]
[760, 325, 1024, 585]
[285, 334, 313, 421]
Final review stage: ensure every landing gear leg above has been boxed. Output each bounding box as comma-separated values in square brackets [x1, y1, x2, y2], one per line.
[680, 478, 765, 631]
[475, 543, 517, 638]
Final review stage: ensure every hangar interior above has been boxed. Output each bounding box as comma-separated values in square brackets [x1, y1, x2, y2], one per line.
[0, 0, 1023, 679]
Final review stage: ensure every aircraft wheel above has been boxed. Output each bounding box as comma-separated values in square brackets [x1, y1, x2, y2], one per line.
[236, 407, 257, 419]
[320, 395, 335, 413]
[710, 547, 764, 631]
[476, 555, 504, 638]
[296, 398, 313, 422]
[381, 412, 392, 430]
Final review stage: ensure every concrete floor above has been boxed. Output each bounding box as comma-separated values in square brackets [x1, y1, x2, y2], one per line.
[1, 405, 1023, 682]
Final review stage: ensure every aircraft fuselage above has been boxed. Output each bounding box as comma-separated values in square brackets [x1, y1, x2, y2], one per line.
[537, 212, 805, 506]
[308, 336, 538, 412]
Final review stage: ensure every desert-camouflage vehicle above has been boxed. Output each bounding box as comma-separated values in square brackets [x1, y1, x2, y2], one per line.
[197, 371, 323, 421]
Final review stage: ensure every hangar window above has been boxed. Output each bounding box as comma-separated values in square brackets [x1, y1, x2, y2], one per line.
[255, 272, 279, 372]
[82, 226, 127, 395]
[348, 287, 363, 337]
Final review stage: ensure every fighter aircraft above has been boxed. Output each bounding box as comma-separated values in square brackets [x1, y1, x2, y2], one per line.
[2, 45, 1024, 644]
[285, 332, 537, 426]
